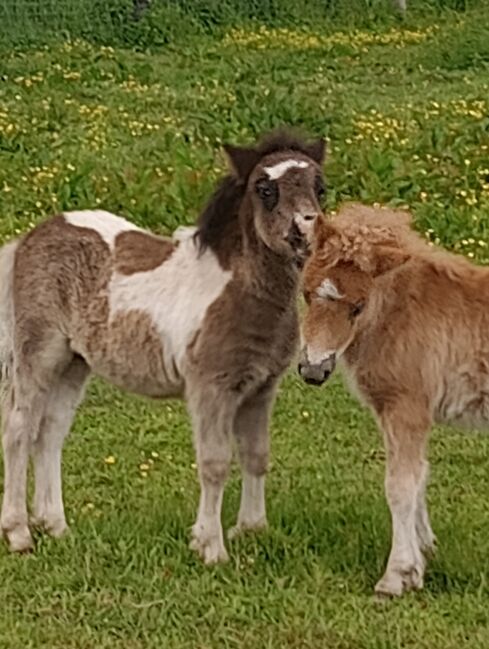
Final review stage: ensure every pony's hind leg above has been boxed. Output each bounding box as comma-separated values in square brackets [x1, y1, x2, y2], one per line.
[1, 328, 72, 552]
[228, 382, 276, 540]
[1, 381, 49, 552]
[31, 356, 90, 538]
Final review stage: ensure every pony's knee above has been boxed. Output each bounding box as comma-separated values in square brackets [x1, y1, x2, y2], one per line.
[3, 400, 43, 447]
[3, 406, 28, 440]
[243, 449, 269, 476]
[200, 458, 231, 485]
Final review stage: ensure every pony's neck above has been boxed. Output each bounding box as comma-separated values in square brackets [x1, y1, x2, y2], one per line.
[342, 276, 400, 370]
[203, 196, 300, 299]
[238, 200, 300, 298]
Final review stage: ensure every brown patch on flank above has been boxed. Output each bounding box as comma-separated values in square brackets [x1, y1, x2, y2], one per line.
[13, 215, 112, 361]
[14, 215, 180, 397]
[114, 230, 175, 275]
[87, 308, 182, 399]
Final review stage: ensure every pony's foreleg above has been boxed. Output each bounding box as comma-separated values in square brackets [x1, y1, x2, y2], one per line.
[228, 382, 277, 539]
[415, 460, 436, 558]
[375, 404, 431, 597]
[187, 385, 235, 564]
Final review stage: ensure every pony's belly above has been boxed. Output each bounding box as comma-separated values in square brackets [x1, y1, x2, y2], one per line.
[73, 309, 184, 399]
[435, 363, 489, 429]
[92, 362, 183, 399]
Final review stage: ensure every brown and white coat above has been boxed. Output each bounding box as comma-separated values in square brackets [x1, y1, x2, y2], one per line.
[0, 131, 326, 561]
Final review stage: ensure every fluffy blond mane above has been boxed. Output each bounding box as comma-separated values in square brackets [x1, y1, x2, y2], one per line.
[311, 202, 478, 282]
[315, 203, 433, 272]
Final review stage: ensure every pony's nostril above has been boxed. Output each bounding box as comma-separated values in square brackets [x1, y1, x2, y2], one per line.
[304, 375, 326, 386]
[286, 221, 304, 247]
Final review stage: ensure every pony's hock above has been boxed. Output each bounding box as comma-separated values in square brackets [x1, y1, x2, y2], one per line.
[0, 130, 326, 562]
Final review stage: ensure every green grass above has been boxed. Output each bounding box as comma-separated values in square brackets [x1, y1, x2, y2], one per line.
[1, 1, 487, 47]
[1, 6, 489, 648]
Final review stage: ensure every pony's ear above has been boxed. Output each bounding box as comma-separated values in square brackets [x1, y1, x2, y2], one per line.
[304, 138, 326, 165]
[372, 246, 410, 276]
[312, 216, 337, 250]
[223, 144, 261, 180]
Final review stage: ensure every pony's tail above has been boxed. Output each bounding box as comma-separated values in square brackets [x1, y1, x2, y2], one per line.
[0, 240, 18, 398]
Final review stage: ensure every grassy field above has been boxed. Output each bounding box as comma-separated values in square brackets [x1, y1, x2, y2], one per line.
[1, 5, 489, 648]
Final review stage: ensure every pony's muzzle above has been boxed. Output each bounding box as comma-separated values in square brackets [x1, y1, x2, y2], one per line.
[285, 221, 306, 248]
[297, 351, 336, 386]
[285, 221, 310, 267]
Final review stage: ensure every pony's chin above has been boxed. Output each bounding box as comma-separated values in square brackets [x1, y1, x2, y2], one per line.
[279, 236, 311, 267]
[262, 237, 308, 265]
[294, 244, 311, 269]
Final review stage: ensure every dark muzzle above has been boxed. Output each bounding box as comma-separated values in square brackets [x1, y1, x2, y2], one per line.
[285, 222, 309, 267]
[297, 352, 336, 386]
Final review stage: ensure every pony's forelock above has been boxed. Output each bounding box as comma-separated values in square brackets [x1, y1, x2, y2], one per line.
[316, 223, 401, 274]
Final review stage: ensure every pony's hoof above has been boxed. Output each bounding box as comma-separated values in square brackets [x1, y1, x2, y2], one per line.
[228, 518, 268, 540]
[190, 527, 229, 565]
[30, 515, 69, 539]
[375, 565, 424, 598]
[46, 520, 70, 539]
[421, 537, 437, 560]
[4, 526, 34, 554]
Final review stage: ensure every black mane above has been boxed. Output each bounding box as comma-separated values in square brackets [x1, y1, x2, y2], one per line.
[194, 175, 245, 253]
[194, 129, 320, 253]
[252, 129, 322, 166]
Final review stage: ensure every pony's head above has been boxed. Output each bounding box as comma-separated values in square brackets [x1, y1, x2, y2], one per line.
[298, 207, 412, 385]
[196, 129, 326, 267]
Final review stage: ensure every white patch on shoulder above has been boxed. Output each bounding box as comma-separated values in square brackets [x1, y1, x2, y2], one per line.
[108, 236, 232, 383]
[263, 159, 309, 180]
[64, 210, 141, 248]
[317, 278, 344, 300]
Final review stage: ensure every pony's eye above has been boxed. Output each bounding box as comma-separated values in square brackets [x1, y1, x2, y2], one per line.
[350, 301, 365, 318]
[255, 178, 279, 210]
[256, 178, 275, 197]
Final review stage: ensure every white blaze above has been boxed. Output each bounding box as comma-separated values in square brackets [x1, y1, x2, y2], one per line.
[317, 278, 344, 300]
[263, 159, 309, 180]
